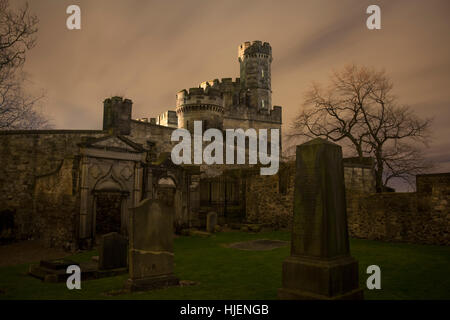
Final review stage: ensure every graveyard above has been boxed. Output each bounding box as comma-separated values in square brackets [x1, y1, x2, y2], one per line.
[0, 230, 449, 300]
[0, 1, 449, 309]
[1, 139, 449, 300]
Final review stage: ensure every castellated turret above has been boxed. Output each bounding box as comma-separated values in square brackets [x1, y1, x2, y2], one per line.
[162, 41, 280, 135]
[238, 41, 272, 112]
[176, 86, 224, 132]
[103, 96, 132, 135]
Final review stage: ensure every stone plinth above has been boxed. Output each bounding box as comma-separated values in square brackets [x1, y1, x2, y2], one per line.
[278, 138, 363, 300]
[124, 198, 179, 292]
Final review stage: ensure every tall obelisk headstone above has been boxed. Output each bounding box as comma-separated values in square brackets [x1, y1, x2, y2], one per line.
[124, 198, 179, 291]
[278, 138, 363, 299]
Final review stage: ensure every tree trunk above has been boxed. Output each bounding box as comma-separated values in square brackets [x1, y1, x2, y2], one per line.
[375, 154, 384, 193]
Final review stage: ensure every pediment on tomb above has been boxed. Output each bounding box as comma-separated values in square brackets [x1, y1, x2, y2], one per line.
[80, 135, 145, 153]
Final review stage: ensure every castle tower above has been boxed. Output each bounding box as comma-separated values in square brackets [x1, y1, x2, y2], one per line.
[238, 41, 272, 111]
[176, 86, 224, 133]
[103, 96, 132, 135]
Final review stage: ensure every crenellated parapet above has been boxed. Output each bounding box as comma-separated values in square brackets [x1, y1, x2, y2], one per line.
[199, 78, 242, 109]
[161, 41, 280, 131]
[176, 87, 224, 114]
[200, 78, 241, 91]
[238, 41, 272, 62]
[176, 87, 224, 131]
[103, 96, 133, 135]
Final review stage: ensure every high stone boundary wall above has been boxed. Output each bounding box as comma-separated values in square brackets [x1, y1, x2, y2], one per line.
[0, 130, 104, 243]
[244, 161, 449, 245]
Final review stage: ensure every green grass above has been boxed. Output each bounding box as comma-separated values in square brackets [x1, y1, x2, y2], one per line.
[0, 231, 449, 300]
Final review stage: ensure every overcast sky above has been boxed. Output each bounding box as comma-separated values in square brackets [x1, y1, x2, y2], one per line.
[20, 0, 450, 175]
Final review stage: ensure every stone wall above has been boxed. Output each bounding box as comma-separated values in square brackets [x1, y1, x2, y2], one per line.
[128, 120, 175, 154]
[244, 159, 376, 228]
[244, 161, 449, 245]
[417, 173, 450, 213]
[347, 193, 417, 241]
[0, 130, 103, 241]
[0, 122, 181, 247]
[33, 158, 80, 249]
[346, 180, 449, 245]
[346, 173, 449, 245]
[245, 162, 295, 228]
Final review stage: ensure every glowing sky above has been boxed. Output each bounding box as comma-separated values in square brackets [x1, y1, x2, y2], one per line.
[21, 0, 450, 174]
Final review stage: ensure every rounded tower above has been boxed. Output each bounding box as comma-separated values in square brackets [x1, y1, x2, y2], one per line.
[176, 86, 224, 133]
[238, 41, 272, 111]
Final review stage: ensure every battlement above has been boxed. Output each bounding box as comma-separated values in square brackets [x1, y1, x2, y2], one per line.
[176, 86, 223, 114]
[156, 110, 178, 128]
[103, 96, 132, 135]
[199, 78, 241, 91]
[171, 40, 278, 129]
[238, 41, 272, 61]
[104, 96, 133, 107]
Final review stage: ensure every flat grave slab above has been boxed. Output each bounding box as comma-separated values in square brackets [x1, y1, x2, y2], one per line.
[28, 258, 127, 283]
[225, 239, 289, 251]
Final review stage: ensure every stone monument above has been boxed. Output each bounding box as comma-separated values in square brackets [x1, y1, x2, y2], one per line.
[99, 232, 128, 270]
[206, 211, 218, 233]
[124, 198, 179, 291]
[278, 138, 363, 300]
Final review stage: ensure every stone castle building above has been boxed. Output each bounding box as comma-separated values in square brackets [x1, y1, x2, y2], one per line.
[173, 41, 281, 133]
[0, 41, 285, 249]
[142, 40, 281, 136]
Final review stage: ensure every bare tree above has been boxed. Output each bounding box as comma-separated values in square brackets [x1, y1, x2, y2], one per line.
[0, 0, 50, 129]
[382, 142, 433, 190]
[289, 64, 433, 192]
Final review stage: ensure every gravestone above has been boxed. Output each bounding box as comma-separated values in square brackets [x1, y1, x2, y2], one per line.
[124, 198, 179, 291]
[99, 232, 128, 270]
[206, 211, 218, 233]
[278, 138, 363, 300]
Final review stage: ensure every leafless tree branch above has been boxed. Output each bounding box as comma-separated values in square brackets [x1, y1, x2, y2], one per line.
[0, 0, 50, 130]
[288, 64, 433, 192]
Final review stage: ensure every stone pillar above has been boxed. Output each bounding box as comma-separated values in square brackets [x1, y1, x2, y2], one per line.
[79, 156, 90, 240]
[278, 138, 363, 300]
[120, 195, 129, 236]
[146, 168, 153, 199]
[189, 175, 200, 227]
[134, 162, 142, 206]
[124, 199, 179, 291]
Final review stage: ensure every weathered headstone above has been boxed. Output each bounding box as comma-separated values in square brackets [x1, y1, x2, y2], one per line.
[278, 138, 363, 300]
[124, 198, 179, 291]
[99, 232, 128, 270]
[206, 211, 218, 233]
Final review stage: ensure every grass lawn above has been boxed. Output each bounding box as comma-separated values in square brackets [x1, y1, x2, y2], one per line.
[0, 231, 449, 300]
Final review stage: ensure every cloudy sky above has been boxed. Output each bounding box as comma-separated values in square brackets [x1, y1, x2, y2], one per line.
[20, 0, 450, 175]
